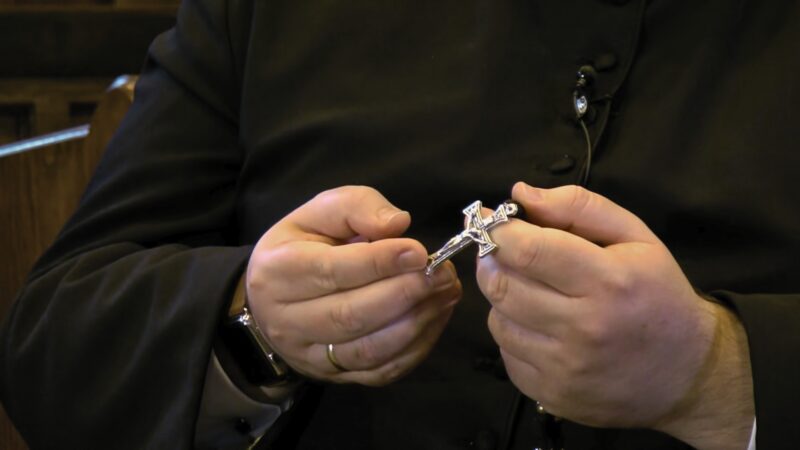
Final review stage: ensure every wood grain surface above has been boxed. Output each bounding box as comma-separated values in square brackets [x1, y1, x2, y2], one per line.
[0, 75, 135, 450]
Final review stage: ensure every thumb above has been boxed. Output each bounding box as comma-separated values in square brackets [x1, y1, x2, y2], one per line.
[286, 185, 411, 242]
[511, 182, 658, 246]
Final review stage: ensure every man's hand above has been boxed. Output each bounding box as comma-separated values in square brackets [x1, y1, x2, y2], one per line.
[476, 182, 754, 450]
[246, 186, 461, 386]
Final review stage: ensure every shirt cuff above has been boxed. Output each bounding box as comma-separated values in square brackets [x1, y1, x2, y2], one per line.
[748, 418, 757, 450]
[194, 350, 294, 449]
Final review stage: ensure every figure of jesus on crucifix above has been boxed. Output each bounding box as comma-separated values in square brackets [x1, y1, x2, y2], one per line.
[425, 200, 520, 276]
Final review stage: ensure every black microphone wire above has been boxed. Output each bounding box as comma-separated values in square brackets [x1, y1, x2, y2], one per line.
[577, 116, 593, 187]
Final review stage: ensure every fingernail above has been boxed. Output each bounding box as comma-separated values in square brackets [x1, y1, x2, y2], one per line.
[431, 265, 455, 287]
[398, 249, 426, 270]
[379, 207, 408, 223]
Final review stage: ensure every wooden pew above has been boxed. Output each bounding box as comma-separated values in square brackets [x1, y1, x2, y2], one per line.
[0, 75, 137, 450]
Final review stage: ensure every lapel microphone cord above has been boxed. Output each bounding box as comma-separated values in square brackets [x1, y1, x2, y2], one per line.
[499, 63, 598, 450]
[574, 64, 597, 187]
[577, 116, 593, 187]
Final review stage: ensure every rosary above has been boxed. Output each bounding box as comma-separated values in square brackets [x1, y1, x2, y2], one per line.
[424, 199, 565, 450]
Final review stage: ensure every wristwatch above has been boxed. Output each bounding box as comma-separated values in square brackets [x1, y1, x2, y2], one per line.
[219, 276, 292, 386]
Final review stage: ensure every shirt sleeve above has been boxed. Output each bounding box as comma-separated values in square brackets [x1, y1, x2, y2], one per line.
[748, 419, 757, 450]
[713, 291, 800, 449]
[195, 351, 294, 449]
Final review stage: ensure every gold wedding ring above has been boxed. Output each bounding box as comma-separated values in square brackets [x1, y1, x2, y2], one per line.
[326, 343, 348, 372]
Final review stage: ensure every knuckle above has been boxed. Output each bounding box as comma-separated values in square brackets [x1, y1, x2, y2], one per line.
[314, 187, 341, 207]
[576, 313, 611, 348]
[486, 310, 501, 338]
[249, 247, 284, 281]
[487, 310, 512, 348]
[448, 280, 464, 304]
[482, 269, 510, 305]
[399, 311, 425, 341]
[565, 185, 593, 216]
[562, 185, 595, 232]
[262, 305, 302, 347]
[328, 301, 365, 335]
[411, 317, 432, 342]
[349, 185, 378, 200]
[322, 185, 376, 206]
[599, 268, 634, 298]
[253, 245, 306, 285]
[378, 361, 406, 385]
[398, 279, 422, 308]
[353, 335, 383, 368]
[560, 351, 591, 380]
[515, 233, 546, 271]
[311, 253, 339, 292]
[433, 270, 462, 302]
[263, 323, 285, 346]
[245, 270, 266, 297]
[314, 185, 376, 211]
[369, 250, 386, 279]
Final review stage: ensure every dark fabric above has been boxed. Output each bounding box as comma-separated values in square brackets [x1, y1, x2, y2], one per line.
[2, 0, 799, 448]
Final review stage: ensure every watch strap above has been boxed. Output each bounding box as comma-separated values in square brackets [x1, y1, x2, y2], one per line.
[219, 275, 292, 386]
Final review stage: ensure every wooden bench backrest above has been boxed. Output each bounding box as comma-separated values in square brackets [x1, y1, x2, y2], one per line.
[0, 75, 137, 450]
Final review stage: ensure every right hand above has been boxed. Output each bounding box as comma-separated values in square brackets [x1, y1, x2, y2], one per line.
[245, 186, 462, 386]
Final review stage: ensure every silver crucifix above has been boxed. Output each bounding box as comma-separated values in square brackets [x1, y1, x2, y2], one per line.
[425, 200, 520, 276]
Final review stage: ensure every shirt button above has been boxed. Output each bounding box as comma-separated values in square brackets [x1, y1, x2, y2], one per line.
[548, 155, 577, 174]
[594, 52, 618, 71]
[234, 417, 252, 434]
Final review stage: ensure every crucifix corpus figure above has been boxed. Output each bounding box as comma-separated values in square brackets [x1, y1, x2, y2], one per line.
[425, 200, 520, 276]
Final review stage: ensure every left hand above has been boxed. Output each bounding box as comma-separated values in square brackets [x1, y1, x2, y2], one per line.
[476, 182, 753, 448]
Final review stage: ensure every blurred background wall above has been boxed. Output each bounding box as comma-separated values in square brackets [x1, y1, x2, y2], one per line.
[0, 0, 179, 143]
[1, 1, 179, 448]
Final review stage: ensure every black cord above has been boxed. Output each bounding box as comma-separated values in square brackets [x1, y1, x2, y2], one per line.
[576, 117, 593, 187]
